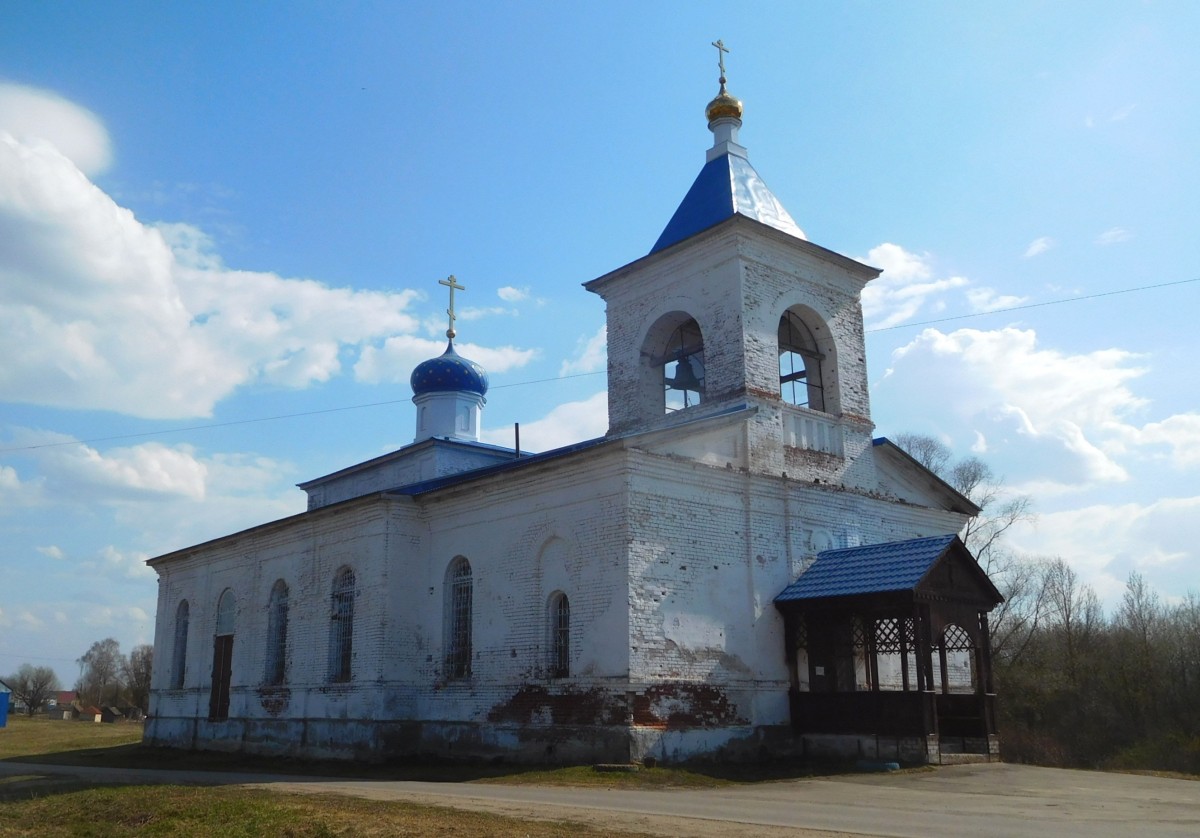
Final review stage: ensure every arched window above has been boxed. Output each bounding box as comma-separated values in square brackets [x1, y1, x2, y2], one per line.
[938, 624, 977, 694]
[778, 310, 826, 411]
[264, 580, 289, 686]
[445, 558, 473, 679]
[209, 589, 236, 720]
[662, 318, 705, 412]
[171, 600, 189, 689]
[328, 568, 355, 683]
[549, 592, 570, 678]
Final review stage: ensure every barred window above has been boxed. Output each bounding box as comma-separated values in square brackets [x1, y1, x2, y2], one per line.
[264, 580, 289, 685]
[445, 558, 472, 679]
[549, 592, 570, 678]
[328, 568, 355, 683]
[171, 600, 189, 689]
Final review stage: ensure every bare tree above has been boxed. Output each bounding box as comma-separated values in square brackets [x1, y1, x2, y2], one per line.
[4, 664, 61, 715]
[893, 432, 952, 475]
[1043, 558, 1102, 688]
[77, 638, 125, 706]
[122, 644, 153, 712]
[892, 434, 1043, 663]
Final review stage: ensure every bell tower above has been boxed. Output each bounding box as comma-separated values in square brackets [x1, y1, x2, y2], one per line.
[584, 44, 881, 488]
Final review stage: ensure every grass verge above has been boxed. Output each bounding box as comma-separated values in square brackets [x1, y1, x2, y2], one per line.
[0, 784, 649, 837]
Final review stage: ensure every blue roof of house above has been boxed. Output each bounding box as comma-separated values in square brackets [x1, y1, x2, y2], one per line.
[775, 534, 960, 603]
[650, 152, 806, 253]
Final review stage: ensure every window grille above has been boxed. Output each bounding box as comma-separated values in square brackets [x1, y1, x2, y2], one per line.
[550, 593, 570, 678]
[942, 624, 974, 652]
[778, 310, 826, 411]
[446, 559, 472, 679]
[265, 580, 289, 685]
[851, 616, 867, 650]
[794, 616, 808, 650]
[171, 600, 189, 689]
[874, 618, 902, 654]
[329, 568, 355, 683]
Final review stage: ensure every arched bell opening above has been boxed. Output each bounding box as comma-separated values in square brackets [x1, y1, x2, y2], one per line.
[778, 305, 838, 414]
[637, 311, 707, 419]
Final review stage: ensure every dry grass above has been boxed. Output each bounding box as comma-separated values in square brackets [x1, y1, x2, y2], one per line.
[0, 784, 643, 837]
[0, 716, 142, 761]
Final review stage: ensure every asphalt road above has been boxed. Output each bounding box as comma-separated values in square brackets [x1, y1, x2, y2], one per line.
[1, 760, 1197, 837]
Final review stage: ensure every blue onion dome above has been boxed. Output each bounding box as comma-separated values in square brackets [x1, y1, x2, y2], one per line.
[410, 340, 489, 396]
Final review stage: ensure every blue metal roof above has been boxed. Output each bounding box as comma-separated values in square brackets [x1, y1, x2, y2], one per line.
[651, 152, 805, 253]
[775, 534, 960, 603]
[410, 340, 488, 396]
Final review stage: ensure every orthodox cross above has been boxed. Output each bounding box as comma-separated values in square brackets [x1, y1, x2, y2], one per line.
[711, 39, 729, 85]
[438, 274, 465, 339]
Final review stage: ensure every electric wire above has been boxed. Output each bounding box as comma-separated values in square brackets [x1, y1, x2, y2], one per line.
[1, 275, 1196, 455]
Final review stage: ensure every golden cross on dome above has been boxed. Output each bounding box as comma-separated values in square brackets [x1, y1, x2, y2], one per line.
[438, 274, 465, 339]
[711, 39, 730, 85]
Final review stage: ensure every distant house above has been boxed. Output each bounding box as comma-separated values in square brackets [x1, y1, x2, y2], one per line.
[78, 705, 103, 723]
[53, 691, 79, 720]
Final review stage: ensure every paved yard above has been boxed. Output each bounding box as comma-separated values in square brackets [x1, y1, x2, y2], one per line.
[2, 760, 1196, 837]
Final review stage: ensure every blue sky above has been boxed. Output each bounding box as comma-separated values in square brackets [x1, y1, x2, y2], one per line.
[2, 1, 1198, 680]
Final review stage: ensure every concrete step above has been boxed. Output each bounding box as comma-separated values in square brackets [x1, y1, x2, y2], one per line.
[940, 753, 995, 765]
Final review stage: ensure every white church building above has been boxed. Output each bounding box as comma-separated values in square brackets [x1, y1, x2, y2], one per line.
[146, 62, 1003, 765]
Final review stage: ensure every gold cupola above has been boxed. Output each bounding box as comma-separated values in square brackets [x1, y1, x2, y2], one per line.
[706, 82, 743, 123]
[705, 38, 743, 123]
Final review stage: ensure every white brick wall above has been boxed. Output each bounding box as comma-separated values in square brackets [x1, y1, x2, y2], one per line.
[147, 435, 967, 762]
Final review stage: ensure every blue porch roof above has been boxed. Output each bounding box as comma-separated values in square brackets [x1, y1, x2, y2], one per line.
[775, 534, 961, 603]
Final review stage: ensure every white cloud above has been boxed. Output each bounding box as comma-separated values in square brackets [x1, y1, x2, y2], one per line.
[1023, 237, 1053, 258]
[970, 431, 988, 454]
[860, 243, 969, 329]
[1112, 413, 1200, 469]
[0, 464, 19, 491]
[82, 603, 153, 627]
[36, 545, 65, 561]
[97, 545, 156, 580]
[886, 326, 1148, 483]
[0, 86, 430, 419]
[354, 334, 537, 384]
[560, 325, 607, 375]
[1095, 227, 1131, 246]
[0, 607, 46, 631]
[966, 288, 1029, 313]
[497, 286, 529, 302]
[0, 82, 112, 175]
[480, 391, 608, 452]
[458, 305, 515, 321]
[13, 430, 209, 501]
[1008, 496, 1200, 603]
[1110, 103, 1137, 122]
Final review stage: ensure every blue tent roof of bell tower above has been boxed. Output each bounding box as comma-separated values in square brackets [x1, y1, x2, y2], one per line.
[650, 151, 806, 254]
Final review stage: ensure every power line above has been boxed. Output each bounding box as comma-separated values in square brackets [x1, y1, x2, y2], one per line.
[866, 276, 1200, 333]
[0, 371, 605, 454]
[1, 276, 1195, 455]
